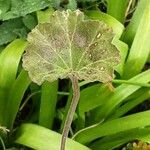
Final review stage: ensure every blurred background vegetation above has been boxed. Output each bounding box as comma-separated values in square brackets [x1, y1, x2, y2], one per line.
[0, 0, 150, 150]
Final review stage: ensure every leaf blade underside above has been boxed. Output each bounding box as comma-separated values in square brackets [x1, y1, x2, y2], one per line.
[22, 10, 120, 85]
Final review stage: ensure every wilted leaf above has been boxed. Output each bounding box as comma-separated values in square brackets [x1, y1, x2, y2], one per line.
[22, 10, 120, 85]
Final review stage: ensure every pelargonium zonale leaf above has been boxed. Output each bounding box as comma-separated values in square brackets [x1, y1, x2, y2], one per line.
[22, 10, 120, 85]
[22, 10, 120, 150]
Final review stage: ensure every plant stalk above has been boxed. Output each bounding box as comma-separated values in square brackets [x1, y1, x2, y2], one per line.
[60, 75, 80, 150]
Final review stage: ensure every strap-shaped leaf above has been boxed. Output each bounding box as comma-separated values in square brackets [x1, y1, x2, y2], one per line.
[22, 10, 120, 85]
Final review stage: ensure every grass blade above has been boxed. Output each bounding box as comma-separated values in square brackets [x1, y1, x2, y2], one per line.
[111, 88, 150, 119]
[39, 81, 58, 129]
[15, 123, 91, 150]
[5, 70, 31, 129]
[123, 4, 150, 79]
[91, 69, 150, 123]
[107, 0, 129, 23]
[90, 128, 150, 150]
[122, 0, 150, 45]
[0, 39, 27, 124]
[73, 110, 150, 144]
[76, 84, 111, 129]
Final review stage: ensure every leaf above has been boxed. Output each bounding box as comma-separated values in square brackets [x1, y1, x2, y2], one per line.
[0, 0, 52, 20]
[90, 128, 150, 150]
[39, 81, 58, 129]
[67, 0, 77, 10]
[121, 0, 150, 45]
[0, 18, 27, 45]
[73, 110, 150, 144]
[122, 4, 150, 79]
[0, 0, 10, 15]
[93, 69, 150, 123]
[51, 0, 60, 8]
[107, 0, 129, 23]
[77, 0, 97, 2]
[15, 123, 91, 150]
[85, 10, 128, 76]
[36, 8, 54, 23]
[111, 88, 150, 119]
[5, 70, 31, 129]
[75, 83, 112, 130]
[37, 7, 58, 130]
[22, 10, 120, 85]
[22, 14, 37, 30]
[0, 39, 27, 125]
[0, 45, 5, 52]
[85, 10, 124, 38]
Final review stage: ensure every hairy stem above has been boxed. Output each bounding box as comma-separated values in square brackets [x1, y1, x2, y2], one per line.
[60, 75, 80, 150]
[60, 85, 73, 133]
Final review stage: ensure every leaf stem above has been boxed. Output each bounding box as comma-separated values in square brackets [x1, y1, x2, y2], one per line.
[60, 75, 80, 150]
[60, 86, 73, 133]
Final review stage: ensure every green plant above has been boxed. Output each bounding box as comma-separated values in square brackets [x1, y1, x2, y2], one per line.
[22, 10, 120, 150]
[0, 0, 150, 150]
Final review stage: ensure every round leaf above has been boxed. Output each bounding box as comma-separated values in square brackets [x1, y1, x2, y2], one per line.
[22, 10, 120, 85]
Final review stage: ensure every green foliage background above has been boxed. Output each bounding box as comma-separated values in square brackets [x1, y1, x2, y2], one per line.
[0, 0, 150, 150]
